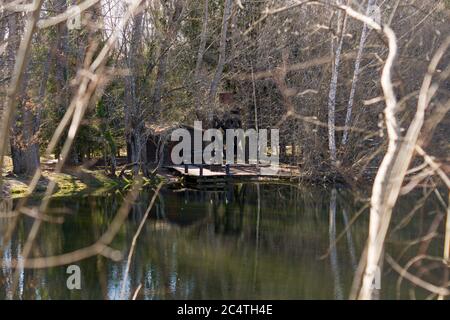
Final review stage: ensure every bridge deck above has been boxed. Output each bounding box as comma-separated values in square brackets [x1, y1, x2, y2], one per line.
[166, 164, 300, 178]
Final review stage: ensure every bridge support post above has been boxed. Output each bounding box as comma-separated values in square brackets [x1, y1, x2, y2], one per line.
[225, 164, 231, 176]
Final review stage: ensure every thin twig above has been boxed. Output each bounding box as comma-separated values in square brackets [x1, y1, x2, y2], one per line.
[120, 182, 163, 299]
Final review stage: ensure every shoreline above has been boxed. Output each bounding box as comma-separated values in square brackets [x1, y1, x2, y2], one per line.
[2, 167, 360, 199]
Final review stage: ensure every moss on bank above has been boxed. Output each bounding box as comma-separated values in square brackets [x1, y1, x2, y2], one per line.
[3, 166, 170, 199]
[3, 169, 123, 199]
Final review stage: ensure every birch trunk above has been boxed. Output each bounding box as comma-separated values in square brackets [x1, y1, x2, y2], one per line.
[327, 7, 348, 163]
[341, 0, 376, 145]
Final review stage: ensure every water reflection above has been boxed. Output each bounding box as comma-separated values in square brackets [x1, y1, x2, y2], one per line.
[329, 188, 343, 299]
[0, 183, 441, 299]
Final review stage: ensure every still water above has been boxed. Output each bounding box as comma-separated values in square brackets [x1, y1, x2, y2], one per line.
[0, 183, 445, 299]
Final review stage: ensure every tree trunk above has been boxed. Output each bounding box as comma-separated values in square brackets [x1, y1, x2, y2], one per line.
[193, 0, 209, 119]
[125, 12, 144, 175]
[207, 0, 233, 122]
[153, 1, 184, 118]
[341, 0, 375, 145]
[327, 6, 348, 163]
[152, 47, 168, 117]
[6, 11, 40, 175]
[53, 0, 74, 164]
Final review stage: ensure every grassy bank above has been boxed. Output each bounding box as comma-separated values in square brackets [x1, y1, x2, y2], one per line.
[3, 169, 122, 199]
[1, 156, 169, 199]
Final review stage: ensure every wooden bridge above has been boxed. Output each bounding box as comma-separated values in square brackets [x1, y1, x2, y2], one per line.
[165, 164, 301, 189]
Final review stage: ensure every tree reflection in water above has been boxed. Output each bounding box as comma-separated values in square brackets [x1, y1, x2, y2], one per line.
[0, 184, 442, 299]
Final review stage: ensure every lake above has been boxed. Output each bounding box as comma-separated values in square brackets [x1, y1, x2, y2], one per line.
[0, 183, 445, 299]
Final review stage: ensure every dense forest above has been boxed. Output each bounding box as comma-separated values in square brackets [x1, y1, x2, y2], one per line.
[0, 0, 449, 300]
[1, 0, 448, 178]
